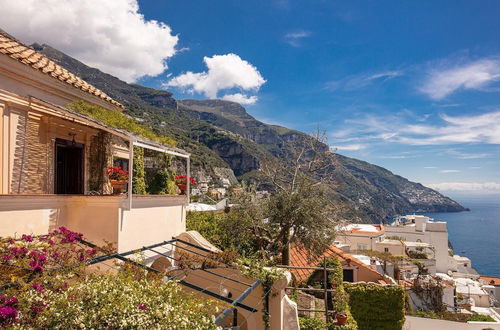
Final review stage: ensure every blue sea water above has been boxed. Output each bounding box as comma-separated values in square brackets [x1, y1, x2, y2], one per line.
[420, 194, 500, 277]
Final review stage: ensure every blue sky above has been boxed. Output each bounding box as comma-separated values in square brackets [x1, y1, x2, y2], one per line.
[3, 0, 500, 193]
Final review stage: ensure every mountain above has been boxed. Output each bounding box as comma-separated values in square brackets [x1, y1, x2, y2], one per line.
[33, 43, 467, 222]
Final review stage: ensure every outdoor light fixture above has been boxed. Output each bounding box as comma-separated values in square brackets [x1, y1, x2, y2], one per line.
[68, 132, 77, 146]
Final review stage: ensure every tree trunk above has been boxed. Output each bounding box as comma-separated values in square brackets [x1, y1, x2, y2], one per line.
[281, 228, 290, 265]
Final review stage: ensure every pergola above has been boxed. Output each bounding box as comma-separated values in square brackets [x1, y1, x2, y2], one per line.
[31, 97, 192, 206]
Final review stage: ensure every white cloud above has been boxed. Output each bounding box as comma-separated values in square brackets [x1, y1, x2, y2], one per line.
[165, 53, 265, 104]
[332, 144, 367, 151]
[424, 166, 437, 169]
[0, 0, 178, 83]
[222, 93, 258, 105]
[325, 70, 403, 91]
[420, 58, 500, 100]
[426, 182, 500, 193]
[446, 150, 491, 159]
[337, 109, 500, 146]
[284, 31, 311, 47]
[440, 170, 460, 173]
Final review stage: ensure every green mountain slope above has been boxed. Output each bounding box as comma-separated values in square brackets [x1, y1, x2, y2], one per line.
[34, 43, 467, 222]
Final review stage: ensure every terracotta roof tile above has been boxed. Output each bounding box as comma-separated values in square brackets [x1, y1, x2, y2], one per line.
[0, 31, 123, 109]
[290, 244, 388, 284]
[480, 276, 500, 286]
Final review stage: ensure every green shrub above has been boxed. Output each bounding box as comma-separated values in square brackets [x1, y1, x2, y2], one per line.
[148, 169, 176, 195]
[345, 283, 405, 330]
[468, 314, 496, 322]
[299, 316, 327, 330]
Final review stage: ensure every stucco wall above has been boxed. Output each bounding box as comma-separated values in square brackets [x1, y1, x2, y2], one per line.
[117, 196, 187, 252]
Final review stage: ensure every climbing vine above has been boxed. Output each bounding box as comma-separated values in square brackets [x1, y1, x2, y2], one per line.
[132, 146, 147, 194]
[88, 131, 112, 193]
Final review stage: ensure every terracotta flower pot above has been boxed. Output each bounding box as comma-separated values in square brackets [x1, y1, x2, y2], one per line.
[110, 180, 127, 195]
[336, 312, 347, 325]
[177, 183, 187, 195]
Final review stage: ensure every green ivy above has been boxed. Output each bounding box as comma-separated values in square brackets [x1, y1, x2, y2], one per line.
[345, 283, 405, 330]
[67, 101, 176, 146]
[132, 146, 147, 194]
[148, 169, 176, 195]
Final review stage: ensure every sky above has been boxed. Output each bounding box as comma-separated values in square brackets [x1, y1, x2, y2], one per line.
[1, 0, 500, 194]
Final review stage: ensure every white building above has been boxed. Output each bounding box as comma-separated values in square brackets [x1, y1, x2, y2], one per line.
[386, 215, 452, 273]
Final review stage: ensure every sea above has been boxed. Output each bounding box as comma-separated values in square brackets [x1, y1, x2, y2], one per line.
[419, 193, 500, 277]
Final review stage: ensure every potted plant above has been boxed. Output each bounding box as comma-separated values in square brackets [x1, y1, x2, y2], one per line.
[174, 176, 197, 195]
[107, 166, 129, 195]
[336, 312, 347, 325]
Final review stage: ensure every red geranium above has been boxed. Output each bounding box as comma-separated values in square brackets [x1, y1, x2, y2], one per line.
[174, 176, 197, 185]
[106, 166, 129, 181]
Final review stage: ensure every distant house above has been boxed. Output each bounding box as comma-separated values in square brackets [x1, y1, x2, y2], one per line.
[290, 244, 394, 285]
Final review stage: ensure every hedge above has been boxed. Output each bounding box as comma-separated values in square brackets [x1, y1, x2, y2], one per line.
[344, 283, 405, 330]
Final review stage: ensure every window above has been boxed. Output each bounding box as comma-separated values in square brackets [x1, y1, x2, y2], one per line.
[384, 248, 389, 253]
[357, 244, 368, 250]
[343, 269, 354, 282]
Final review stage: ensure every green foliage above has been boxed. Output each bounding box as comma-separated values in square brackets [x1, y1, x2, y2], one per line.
[186, 211, 257, 256]
[67, 100, 176, 146]
[132, 146, 147, 194]
[299, 316, 327, 330]
[148, 169, 176, 195]
[407, 250, 428, 259]
[345, 283, 405, 330]
[468, 314, 496, 322]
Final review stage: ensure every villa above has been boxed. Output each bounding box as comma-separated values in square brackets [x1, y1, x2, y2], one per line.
[0, 30, 300, 329]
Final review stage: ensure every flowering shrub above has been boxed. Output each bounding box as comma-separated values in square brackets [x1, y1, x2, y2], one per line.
[0, 228, 223, 329]
[174, 176, 197, 185]
[8, 272, 221, 329]
[107, 166, 129, 181]
[0, 227, 96, 277]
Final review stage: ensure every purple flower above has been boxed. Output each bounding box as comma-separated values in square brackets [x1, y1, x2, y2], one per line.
[31, 304, 44, 314]
[137, 304, 148, 310]
[21, 234, 33, 242]
[37, 254, 47, 263]
[29, 260, 37, 268]
[0, 306, 18, 323]
[47, 239, 55, 245]
[51, 252, 60, 259]
[32, 283, 45, 292]
[4, 297, 18, 307]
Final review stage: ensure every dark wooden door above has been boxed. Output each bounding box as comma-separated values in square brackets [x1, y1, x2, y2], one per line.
[55, 139, 84, 194]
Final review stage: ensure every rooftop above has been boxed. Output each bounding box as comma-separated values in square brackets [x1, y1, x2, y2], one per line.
[480, 275, 500, 286]
[0, 31, 123, 109]
[339, 223, 384, 235]
[290, 244, 389, 284]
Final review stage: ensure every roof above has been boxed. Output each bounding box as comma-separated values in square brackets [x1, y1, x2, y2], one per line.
[480, 276, 500, 286]
[0, 31, 123, 109]
[290, 244, 388, 284]
[339, 224, 385, 235]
